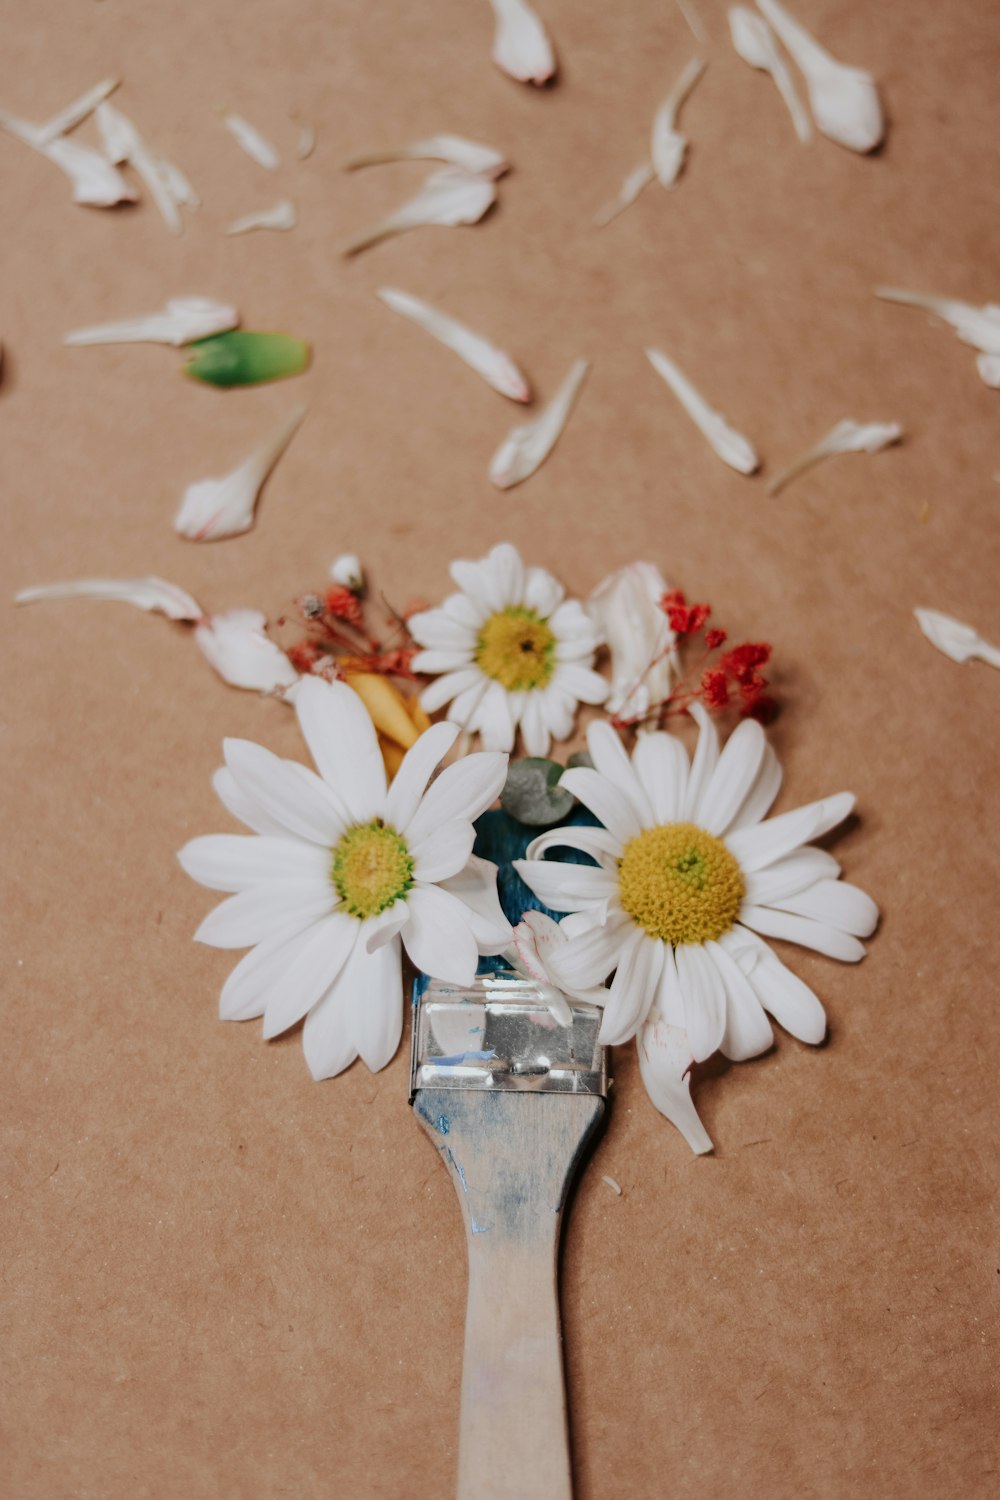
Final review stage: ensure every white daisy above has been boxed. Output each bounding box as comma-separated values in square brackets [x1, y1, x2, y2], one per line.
[513, 707, 878, 1061]
[408, 541, 608, 756]
[178, 676, 511, 1079]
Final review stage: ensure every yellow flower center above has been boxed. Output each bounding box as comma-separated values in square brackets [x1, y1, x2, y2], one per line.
[475, 607, 556, 692]
[331, 819, 414, 920]
[617, 822, 745, 945]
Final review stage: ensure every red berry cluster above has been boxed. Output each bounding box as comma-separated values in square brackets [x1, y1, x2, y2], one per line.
[641, 590, 777, 725]
[279, 583, 416, 683]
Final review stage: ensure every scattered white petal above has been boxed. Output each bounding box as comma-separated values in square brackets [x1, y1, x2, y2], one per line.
[346, 133, 507, 178]
[756, 0, 884, 153]
[195, 609, 299, 692]
[0, 109, 135, 206]
[587, 561, 677, 719]
[594, 162, 654, 228]
[601, 1175, 623, 1195]
[637, 1013, 714, 1154]
[489, 0, 557, 86]
[377, 286, 531, 402]
[95, 102, 190, 233]
[767, 418, 901, 495]
[729, 7, 812, 143]
[914, 609, 1000, 670]
[341, 167, 497, 256]
[646, 347, 760, 474]
[175, 404, 307, 542]
[226, 199, 297, 235]
[296, 123, 316, 160]
[676, 0, 708, 43]
[489, 358, 588, 489]
[222, 112, 280, 170]
[158, 157, 200, 208]
[65, 296, 239, 348]
[651, 57, 707, 188]
[36, 77, 120, 143]
[875, 287, 1000, 361]
[15, 576, 203, 621]
[329, 554, 364, 591]
[977, 354, 1000, 389]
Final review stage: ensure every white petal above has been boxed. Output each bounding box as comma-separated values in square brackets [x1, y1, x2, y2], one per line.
[418, 666, 484, 715]
[222, 111, 281, 170]
[520, 692, 550, 756]
[739, 903, 866, 962]
[585, 560, 676, 718]
[175, 405, 306, 542]
[341, 166, 496, 256]
[385, 721, 460, 832]
[348, 934, 404, 1071]
[767, 419, 902, 496]
[346, 134, 507, 177]
[486, 541, 527, 607]
[35, 76, 120, 142]
[95, 103, 186, 232]
[646, 346, 759, 473]
[329, 553, 364, 591]
[769, 879, 878, 938]
[723, 928, 826, 1043]
[524, 825, 624, 863]
[66, 296, 239, 347]
[511, 859, 619, 914]
[756, 0, 884, 153]
[632, 731, 689, 823]
[411, 648, 476, 674]
[489, 359, 589, 490]
[302, 979, 359, 1080]
[650, 57, 707, 189]
[657, 941, 685, 1025]
[599, 927, 663, 1045]
[489, 0, 557, 85]
[219, 920, 322, 1020]
[402, 886, 480, 983]
[437, 855, 512, 951]
[194, 880, 334, 949]
[552, 663, 610, 705]
[296, 124, 317, 160]
[407, 606, 478, 651]
[914, 608, 1000, 669]
[676, 942, 727, 1061]
[364, 901, 410, 953]
[684, 702, 721, 821]
[729, 7, 812, 144]
[378, 287, 531, 402]
[0, 116, 136, 206]
[705, 939, 773, 1061]
[727, 740, 782, 830]
[876, 287, 1000, 359]
[195, 609, 299, 692]
[522, 565, 564, 616]
[226, 199, 296, 235]
[594, 162, 654, 228]
[539, 684, 576, 742]
[412, 819, 477, 883]
[558, 766, 643, 845]
[14, 575, 202, 620]
[405, 750, 507, 844]
[637, 1016, 713, 1154]
[294, 676, 387, 823]
[223, 737, 348, 844]
[725, 791, 855, 872]
[744, 848, 841, 904]
[262, 912, 359, 1038]
[538, 910, 631, 990]
[178, 833, 328, 892]
[212, 766, 289, 838]
[586, 720, 654, 825]
[699, 719, 767, 834]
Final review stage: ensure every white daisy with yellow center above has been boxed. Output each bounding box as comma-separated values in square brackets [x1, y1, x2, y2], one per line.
[408, 541, 609, 755]
[513, 710, 878, 1066]
[179, 677, 511, 1079]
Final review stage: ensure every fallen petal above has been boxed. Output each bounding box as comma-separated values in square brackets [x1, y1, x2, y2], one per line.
[646, 346, 760, 474]
[36, 77, 120, 143]
[15, 576, 203, 621]
[0, 109, 135, 206]
[346, 133, 507, 177]
[756, 0, 884, 153]
[175, 404, 307, 541]
[158, 157, 200, 208]
[341, 166, 497, 256]
[489, 357, 588, 489]
[594, 161, 654, 228]
[195, 609, 299, 691]
[651, 57, 707, 188]
[875, 287, 1000, 359]
[914, 609, 1000, 669]
[96, 101, 187, 233]
[729, 7, 812, 143]
[637, 1017, 713, 1154]
[767, 418, 902, 495]
[676, 0, 708, 43]
[183, 330, 310, 387]
[222, 112, 280, 170]
[377, 286, 531, 402]
[66, 296, 239, 347]
[296, 123, 317, 160]
[226, 199, 297, 235]
[489, 0, 557, 85]
[977, 353, 1000, 388]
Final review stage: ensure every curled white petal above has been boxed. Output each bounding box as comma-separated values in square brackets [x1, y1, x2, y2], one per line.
[489, 0, 556, 85]
[594, 162, 654, 228]
[15, 576, 203, 621]
[489, 358, 588, 489]
[296, 123, 316, 160]
[226, 199, 297, 235]
[646, 346, 760, 474]
[977, 354, 1000, 388]
[637, 1016, 713, 1154]
[96, 102, 191, 233]
[378, 286, 531, 402]
[36, 77, 120, 143]
[341, 166, 497, 256]
[175, 404, 307, 542]
[0, 108, 135, 205]
[346, 133, 507, 178]
[587, 561, 676, 718]
[875, 287, 1000, 360]
[222, 112, 280, 170]
[651, 57, 706, 188]
[729, 7, 812, 143]
[676, 0, 708, 43]
[914, 609, 1000, 670]
[195, 609, 299, 692]
[65, 296, 239, 348]
[329, 554, 364, 591]
[756, 0, 883, 153]
[767, 418, 901, 495]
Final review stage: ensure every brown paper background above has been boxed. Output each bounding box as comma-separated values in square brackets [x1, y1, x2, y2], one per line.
[3, 2, 999, 1496]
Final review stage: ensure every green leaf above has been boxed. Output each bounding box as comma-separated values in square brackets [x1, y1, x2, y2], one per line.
[500, 758, 578, 827]
[183, 331, 310, 388]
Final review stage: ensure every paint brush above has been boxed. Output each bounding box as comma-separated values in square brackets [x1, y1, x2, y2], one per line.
[411, 972, 607, 1500]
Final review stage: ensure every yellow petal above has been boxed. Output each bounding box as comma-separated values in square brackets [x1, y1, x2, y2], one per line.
[346, 672, 420, 749]
[379, 734, 407, 780]
[405, 694, 432, 734]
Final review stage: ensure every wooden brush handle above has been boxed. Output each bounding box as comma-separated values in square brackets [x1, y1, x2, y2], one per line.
[414, 1087, 604, 1500]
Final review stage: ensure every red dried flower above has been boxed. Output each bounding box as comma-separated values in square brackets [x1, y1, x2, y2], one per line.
[286, 640, 322, 674]
[705, 627, 728, 650]
[720, 641, 771, 682]
[324, 585, 366, 630]
[701, 667, 731, 708]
